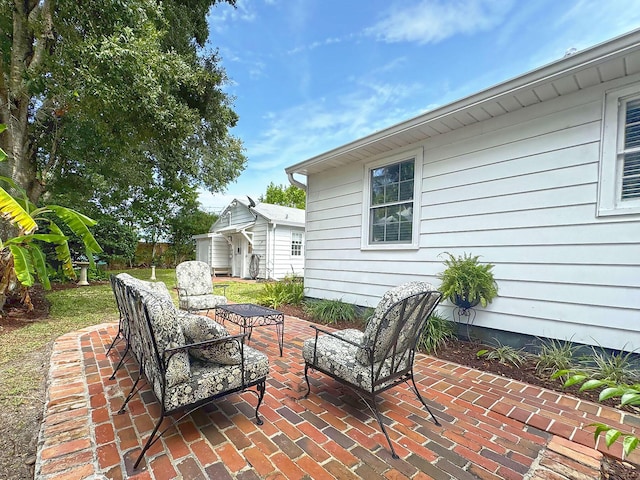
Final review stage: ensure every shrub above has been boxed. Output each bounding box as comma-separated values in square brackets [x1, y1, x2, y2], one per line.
[477, 340, 529, 367]
[417, 311, 456, 354]
[584, 346, 639, 384]
[535, 337, 580, 378]
[554, 368, 640, 458]
[304, 298, 357, 325]
[256, 277, 305, 309]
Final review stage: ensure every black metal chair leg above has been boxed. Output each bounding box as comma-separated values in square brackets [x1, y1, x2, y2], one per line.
[409, 375, 441, 426]
[370, 397, 399, 459]
[133, 412, 165, 469]
[105, 330, 123, 355]
[303, 364, 311, 397]
[109, 343, 130, 380]
[255, 381, 266, 425]
[118, 368, 143, 414]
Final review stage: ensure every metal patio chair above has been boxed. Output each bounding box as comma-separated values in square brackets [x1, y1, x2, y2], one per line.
[175, 260, 228, 315]
[302, 281, 443, 458]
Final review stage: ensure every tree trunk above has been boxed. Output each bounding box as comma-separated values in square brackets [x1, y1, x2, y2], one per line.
[1, 0, 52, 205]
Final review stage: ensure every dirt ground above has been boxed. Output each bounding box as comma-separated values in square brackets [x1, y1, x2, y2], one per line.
[0, 296, 638, 479]
[0, 287, 52, 480]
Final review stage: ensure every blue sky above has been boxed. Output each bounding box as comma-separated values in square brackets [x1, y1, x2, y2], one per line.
[198, 0, 640, 212]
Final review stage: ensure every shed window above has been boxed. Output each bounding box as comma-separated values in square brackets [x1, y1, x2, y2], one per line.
[362, 149, 422, 250]
[291, 232, 303, 256]
[598, 85, 640, 216]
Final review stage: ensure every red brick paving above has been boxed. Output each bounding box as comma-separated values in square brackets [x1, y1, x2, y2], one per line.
[34, 315, 635, 479]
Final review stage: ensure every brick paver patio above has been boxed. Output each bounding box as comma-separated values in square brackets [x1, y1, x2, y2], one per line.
[35, 315, 639, 479]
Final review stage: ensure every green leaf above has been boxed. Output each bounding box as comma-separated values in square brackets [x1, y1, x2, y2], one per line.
[579, 379, 607, 392]
[564, 374, 587, 388]
[620, 392, 640, 406]
[47, 206, 102, 253]
[0, 124, 6, 134]
[476, 349, 488, 357]
[9, 245, 35, 287]
[0, 147, 6, 162]
[48, 222, 75, 278]
[605, 429, 622, 447]
[30, 245, 51, 290]
[0, 187, 37, 234]
[4, 234, 68, 245]
[600, 387, 627, 401]
[551, 369, 570, 380]
[591, 423, 610, 442]
[623, 436, 639, 457]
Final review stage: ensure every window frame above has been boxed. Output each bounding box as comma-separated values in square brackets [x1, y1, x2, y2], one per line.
[598, 84, 640, 217]
[291, 231, 303, 257]
[361, 148, 423, 250]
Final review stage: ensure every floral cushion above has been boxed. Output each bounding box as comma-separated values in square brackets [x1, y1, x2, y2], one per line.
[179, 313, 241, 365]
[302, 329, 411, 392]
[137, 290, 191, 388]
[162, 346, 269, 412]
[179, 293, 227, 312]
[176, 261, 215, 297]
[355, 281, 434, 365]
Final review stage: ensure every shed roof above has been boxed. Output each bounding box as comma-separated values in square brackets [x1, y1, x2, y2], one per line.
[285, 28, 640, 177]
[253, 202, 305, 226]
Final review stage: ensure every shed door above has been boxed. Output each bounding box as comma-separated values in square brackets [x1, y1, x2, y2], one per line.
[231, 235, 248, 278]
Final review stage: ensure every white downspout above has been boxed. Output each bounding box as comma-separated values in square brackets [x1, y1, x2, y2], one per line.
[287, 172, 307, 191]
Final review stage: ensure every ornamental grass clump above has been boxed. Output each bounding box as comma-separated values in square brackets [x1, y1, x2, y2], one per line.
[304, 298, 357, 325]
[437, 252, 498, 308]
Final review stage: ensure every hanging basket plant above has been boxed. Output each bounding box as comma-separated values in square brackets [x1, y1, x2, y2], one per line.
[437, 252, 499, 308]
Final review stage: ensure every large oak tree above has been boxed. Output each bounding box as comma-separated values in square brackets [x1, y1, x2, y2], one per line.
[0, 0, 245, 221]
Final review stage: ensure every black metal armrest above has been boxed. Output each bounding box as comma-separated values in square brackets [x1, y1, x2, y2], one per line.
[308, 324, 365, 348]
[213, 284, 229, 295]
[163, 333, 247, 363]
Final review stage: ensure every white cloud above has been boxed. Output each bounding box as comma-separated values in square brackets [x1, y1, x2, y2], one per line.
[366, 0, 514, 45]
[243, 79, 429, 176]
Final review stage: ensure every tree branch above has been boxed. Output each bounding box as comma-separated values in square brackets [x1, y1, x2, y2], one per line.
[26, 0, 53, 75]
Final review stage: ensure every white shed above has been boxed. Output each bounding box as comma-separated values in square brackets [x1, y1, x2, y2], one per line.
[194, 198, 305, 280]
[285, 29, 640, 352]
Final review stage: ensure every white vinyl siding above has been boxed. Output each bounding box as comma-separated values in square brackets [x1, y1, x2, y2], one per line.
[302, 75, 640, 351]
[598, 84, 640, 215]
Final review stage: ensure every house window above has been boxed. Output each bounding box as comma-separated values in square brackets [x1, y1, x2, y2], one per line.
[362, 149, 422, 249]
[291, 231, 303, 256]
[598, 85, 640, 216]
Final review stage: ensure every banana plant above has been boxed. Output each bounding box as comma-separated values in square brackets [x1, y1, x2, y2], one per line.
[0, 124, 102, 310]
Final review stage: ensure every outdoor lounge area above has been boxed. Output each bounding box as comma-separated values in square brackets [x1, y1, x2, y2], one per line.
[35, 310, 639, 479]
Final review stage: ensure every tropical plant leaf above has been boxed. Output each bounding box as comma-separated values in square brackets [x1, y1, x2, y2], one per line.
[600, 386, 627, 401]
[9, 245, 35, 287]
[623, 436, 640, 457]
[0, 187, 37, 234]
[591, 423, 610, 441]
[579, 379, 607, 392]
[0, 147, 5, 162]
[605, 429, 622, 447]
[47, 206, 102, 253]
[30, 245, 51, 290]
[48, 222, 75, 278]
[563, 374, 587, 388]
[620, 392, 640, 406]
[4, 233, 68, 245]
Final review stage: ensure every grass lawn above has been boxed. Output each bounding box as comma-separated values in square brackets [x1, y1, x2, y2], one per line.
[0, 268, 264, 406]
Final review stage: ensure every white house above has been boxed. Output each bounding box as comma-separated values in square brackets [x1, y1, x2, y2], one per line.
[194, 197, 305, 280]
[285, 29, 640, 352]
